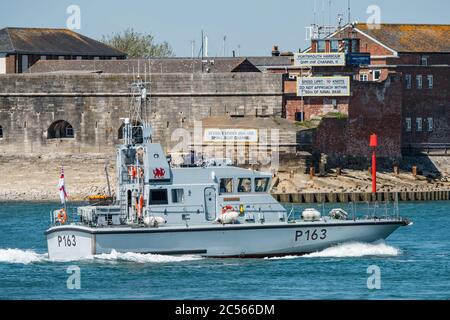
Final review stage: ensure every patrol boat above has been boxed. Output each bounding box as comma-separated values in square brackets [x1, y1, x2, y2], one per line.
[45, 81, 410, 261]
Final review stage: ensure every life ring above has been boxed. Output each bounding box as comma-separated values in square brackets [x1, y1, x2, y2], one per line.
[137, 194, 144, 217]
[57, 209, 67, 225]
[128, 166, 137, 178]
[221, 205, 234, 215]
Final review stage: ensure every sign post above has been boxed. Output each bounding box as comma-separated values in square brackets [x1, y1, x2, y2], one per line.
[369, 134, 378, 193]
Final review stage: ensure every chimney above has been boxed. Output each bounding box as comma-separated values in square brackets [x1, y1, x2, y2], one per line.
[271, 45, 280, 57]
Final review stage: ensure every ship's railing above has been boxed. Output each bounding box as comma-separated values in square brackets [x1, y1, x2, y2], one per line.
[49, 207, 79, 226]
[284, 199, 402, 222]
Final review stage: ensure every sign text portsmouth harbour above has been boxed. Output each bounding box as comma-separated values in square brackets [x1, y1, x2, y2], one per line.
[294, 53, 346, 67]
[204, 129, 258, 143]
[297, 76, 350, 97]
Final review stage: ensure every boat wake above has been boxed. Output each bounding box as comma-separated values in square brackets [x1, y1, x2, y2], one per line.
[0, 248, 48, 264]
[94, 250, 203, 263]
[303, 241, 401, 258]
[0, 248, 202, 264]
[265, 242, 401, 260]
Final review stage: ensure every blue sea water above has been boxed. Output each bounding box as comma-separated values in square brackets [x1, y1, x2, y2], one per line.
[0, 201, 449, 300]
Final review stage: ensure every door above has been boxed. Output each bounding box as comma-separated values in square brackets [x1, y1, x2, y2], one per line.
[204, 187, 217, 221]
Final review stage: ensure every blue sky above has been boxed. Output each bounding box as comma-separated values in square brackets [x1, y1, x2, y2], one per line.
[1, 0, 448, 56]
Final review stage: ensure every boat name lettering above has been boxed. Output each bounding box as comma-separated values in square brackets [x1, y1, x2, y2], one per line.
[57, 235, 77, 247]
[295, 229, 327, 242]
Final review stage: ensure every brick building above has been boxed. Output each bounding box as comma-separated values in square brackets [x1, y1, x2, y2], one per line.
[282, 23, 449, 163]
[0, 27, 126, 74]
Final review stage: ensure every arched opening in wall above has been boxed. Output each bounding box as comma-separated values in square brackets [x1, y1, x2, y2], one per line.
[47, 120, 75, 139]
[0, 125, 3, 139]
[118, 121, 143, 140]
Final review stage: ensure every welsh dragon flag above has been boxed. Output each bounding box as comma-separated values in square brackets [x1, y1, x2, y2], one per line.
[58, 167, 68, 204]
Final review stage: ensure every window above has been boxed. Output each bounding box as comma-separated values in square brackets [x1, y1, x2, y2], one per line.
[317, 40, 326, 53]
[420, 55, 429, 66]
[66, 125, 74, 137]
[359, 74, 368, 82]
[47, 120, 74, 139]
[416, 75, 423, 89]
[171, 189, 184, 203]
[149, 189, 168, 205]
[255, 178, 270, 193]
[295, 112, 305, 122]
[427, 75, 433, 89]
[237, 178, 252, 193]
[427, 118, 433, 132]
[405, 74, 412, 89]
[0, 125, 3, 138]
[373, 70, 382, 81]
[330, 40, 339, 53]
[416, 118, 423, 132]
[219, 178, 233, 194]
[405, 118, 411, 132]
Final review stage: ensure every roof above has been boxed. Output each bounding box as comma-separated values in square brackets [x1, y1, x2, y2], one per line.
[28, 57, 261, 74]
[247, 56, 294, 70]
[0, 27, 126, 56]
[355, 23, 450, 53]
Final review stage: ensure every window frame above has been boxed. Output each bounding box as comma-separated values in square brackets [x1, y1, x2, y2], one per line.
[416, 75, 423, 89]
[405, 118, 412, 132]
[219, 178, 234, 194]
[237, 178, 252, 193]
[149, 189, 169, 205]
[330, 40, 339, 53]
[359, 74, 369, 82]
[427, 75, 433, 89]
[171, 188, 185, 204]
[416, 117, 423, 132]
[420, 55, 429, 66]
[254, 177, 270, 193]
[405, 74, 412, 89]
[427, 118, 433, 132]
[373, 69, 382, 81]
[317, 40, 326, 53]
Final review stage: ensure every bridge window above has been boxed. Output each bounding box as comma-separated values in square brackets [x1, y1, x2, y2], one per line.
[237, 178, 252, 193]
[255, 178, 270, 193]
[47, 120, 74, 139]
[149, 189, 168, 205]
[171, 189, 184, 203]
[219, 178, 233, 194]
[0, 125, 3, 138]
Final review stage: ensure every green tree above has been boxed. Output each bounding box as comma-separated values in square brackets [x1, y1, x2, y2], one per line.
[101, 28, 174, 58]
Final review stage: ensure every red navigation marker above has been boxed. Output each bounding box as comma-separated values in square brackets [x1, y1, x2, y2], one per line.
[370, 134, 378, 193]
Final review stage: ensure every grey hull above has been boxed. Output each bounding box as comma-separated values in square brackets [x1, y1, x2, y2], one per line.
[46, 220, 405, 260]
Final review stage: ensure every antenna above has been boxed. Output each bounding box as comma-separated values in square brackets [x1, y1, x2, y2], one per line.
[222, 35, 227, 57]
[204, 35, 208, 57]
[191, 40, 195, 58]
[201, 30, 204, 59]
[348, 0, 351, 24]
[313, 0, 317, 26]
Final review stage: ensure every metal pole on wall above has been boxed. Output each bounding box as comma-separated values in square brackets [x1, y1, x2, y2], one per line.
[370, 133, 378, 193]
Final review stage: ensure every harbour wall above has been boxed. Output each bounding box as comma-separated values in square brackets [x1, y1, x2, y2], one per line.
[274, 190, 450, 203]
[0, 73, 284, 155]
